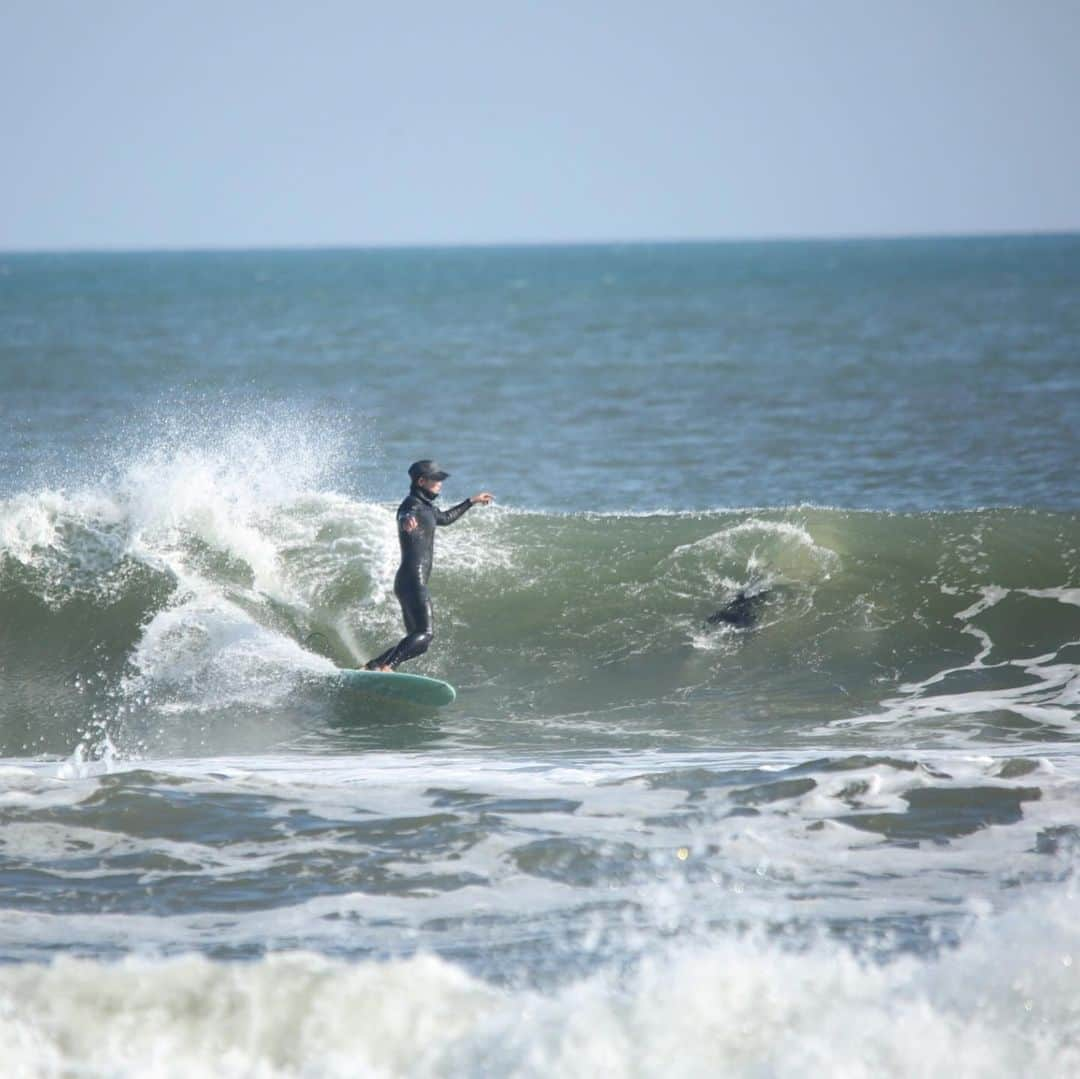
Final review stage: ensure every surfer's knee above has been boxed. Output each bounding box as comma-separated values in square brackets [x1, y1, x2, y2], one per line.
[401, 632, 432, 663]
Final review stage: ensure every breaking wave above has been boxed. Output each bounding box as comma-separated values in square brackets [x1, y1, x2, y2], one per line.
[1, 422, 1078, 757]
[1, 884, 1077, 1078]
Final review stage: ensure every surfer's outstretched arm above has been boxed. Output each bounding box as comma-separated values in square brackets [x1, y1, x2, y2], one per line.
[435, 499, 473, 527]
[436, 492, 494, 526]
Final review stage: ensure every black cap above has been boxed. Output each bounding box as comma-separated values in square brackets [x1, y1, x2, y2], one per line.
[408, 459, 450, 482]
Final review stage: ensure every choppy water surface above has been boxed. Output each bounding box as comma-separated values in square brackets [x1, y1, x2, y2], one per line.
[1, 238, 1079, 1076]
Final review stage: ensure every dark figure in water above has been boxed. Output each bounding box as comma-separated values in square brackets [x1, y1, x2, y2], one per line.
[707, 589, 770, 629]
[366, 460, 494, 672]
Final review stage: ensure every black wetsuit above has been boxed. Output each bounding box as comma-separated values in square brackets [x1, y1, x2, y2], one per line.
[366, 485, 473, 670]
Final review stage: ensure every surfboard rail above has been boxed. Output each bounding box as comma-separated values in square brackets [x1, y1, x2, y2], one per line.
[335, 668, 456, 707]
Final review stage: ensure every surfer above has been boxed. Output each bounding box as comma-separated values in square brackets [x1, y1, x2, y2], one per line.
[365, 460, 494, 672]
[707, 588, 769, 629]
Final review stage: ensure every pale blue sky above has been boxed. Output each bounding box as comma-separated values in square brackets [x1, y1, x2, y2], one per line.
[2, 0, 1078, 250]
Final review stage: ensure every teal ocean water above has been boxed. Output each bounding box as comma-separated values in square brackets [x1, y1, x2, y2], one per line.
[1, 238, 1079, 1075]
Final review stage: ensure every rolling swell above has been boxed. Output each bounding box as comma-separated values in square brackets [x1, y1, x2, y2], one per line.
[1, 476, 1078, 756]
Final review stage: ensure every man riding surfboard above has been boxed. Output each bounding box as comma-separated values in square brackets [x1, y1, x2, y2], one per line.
[365, 460, 494, 672]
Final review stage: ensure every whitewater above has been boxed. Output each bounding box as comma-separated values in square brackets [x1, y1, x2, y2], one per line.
[1, 239, 1079, 1076]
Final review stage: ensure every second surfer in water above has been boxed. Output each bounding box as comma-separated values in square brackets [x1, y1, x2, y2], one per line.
[366, 459, 494, 672]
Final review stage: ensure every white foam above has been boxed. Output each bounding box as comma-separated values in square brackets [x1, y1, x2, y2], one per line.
[0, 885, 1077, 1078]
[122, 580, 335, 713]
[0, 410, 398, 721]
[4, 747, 1076, 959]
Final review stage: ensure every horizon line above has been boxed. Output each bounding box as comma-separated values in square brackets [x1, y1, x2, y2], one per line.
[2, 226, 1079, 257]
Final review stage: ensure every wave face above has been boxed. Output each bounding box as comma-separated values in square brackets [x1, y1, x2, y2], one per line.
[2, 432, 1077, 757]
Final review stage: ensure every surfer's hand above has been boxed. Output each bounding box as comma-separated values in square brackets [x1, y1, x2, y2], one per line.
[470, 492, 494, 506]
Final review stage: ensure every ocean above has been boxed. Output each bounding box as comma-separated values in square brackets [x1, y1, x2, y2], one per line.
[1, 237, 1078, 1076]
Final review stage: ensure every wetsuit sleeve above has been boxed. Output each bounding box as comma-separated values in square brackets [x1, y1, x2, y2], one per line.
[435, 499, 473, 526]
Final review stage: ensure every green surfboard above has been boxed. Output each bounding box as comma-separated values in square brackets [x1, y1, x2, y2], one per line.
[336, 668, 456, 707]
